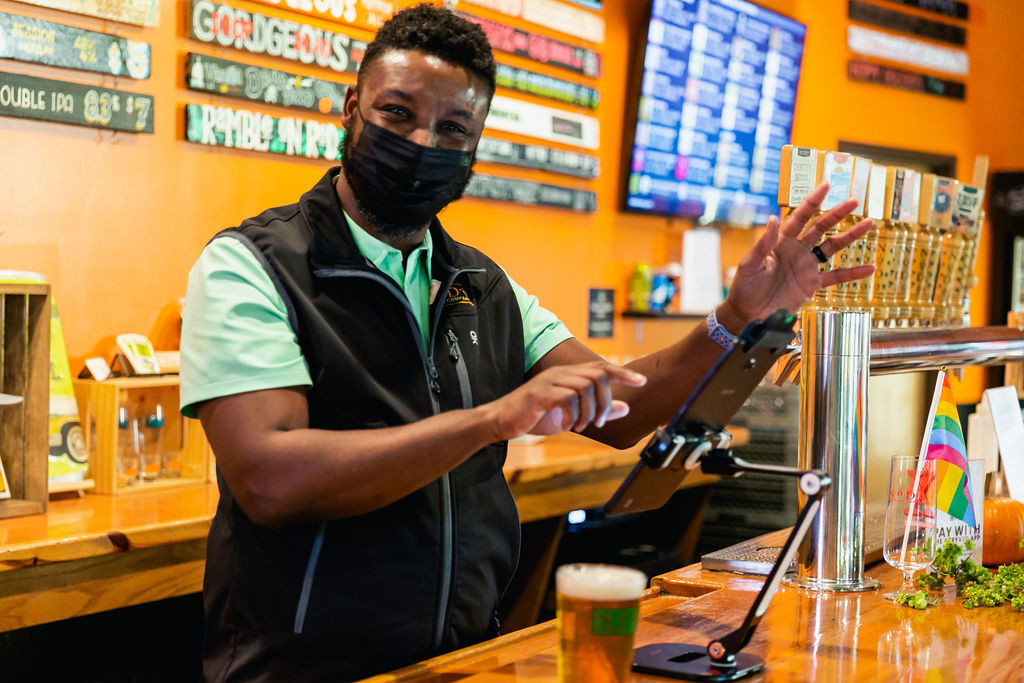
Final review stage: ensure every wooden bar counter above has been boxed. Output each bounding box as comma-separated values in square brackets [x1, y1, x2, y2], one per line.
[0, 431, 731, 633]
[359, 561, 1024, 682]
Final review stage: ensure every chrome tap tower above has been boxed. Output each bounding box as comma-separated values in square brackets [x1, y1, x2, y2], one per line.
[785, 309, 879, 591]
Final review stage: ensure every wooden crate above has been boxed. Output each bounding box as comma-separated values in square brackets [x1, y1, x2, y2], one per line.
[73, 377, 213, 495]
[0, 283, 50, 519]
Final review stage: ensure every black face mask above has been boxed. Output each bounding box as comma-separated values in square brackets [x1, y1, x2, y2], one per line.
[342, 109, 474, 237]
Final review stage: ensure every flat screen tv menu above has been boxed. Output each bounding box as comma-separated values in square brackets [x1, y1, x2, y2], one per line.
[625, 0, 806, 225]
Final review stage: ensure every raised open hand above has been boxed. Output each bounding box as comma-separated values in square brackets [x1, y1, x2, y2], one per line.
[718, 182, 875, 329]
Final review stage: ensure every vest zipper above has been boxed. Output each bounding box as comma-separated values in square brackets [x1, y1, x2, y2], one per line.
[314, 264, 486, 652]
[426, 268, 483, 651]
[446, 329, 473, 410]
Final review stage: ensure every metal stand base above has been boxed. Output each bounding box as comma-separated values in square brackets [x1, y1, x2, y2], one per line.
[633, 644, 764, 682]
[781, 573, 881, 593]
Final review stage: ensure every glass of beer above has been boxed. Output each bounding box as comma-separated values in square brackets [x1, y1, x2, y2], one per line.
[555, 563, 647, 683]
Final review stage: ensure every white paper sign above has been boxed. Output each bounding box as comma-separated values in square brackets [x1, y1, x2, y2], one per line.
[847, 25, 969, 76]
[982, 385, 1024, 502]
[485, 95, 600, 149]
[680, 228, 723, 314]
[934, 459, 984, 564]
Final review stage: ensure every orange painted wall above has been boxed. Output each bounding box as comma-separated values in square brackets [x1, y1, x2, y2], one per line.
[0, 0, 1021, 402]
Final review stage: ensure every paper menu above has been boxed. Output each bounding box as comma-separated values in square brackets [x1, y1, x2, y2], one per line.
[680, 227, 723, 314]
[980, 385, 1024, 502]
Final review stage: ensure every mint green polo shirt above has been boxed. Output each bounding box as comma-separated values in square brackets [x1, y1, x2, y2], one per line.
[180, 215, 572, 417]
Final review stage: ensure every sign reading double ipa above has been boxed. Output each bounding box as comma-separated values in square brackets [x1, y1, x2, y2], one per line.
[0, 70, 154, 132]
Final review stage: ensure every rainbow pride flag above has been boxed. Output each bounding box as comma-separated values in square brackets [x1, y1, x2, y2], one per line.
[923, 371, 977, 528]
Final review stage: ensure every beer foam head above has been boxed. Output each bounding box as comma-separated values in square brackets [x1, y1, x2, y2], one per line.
[556, 563, 647, 601]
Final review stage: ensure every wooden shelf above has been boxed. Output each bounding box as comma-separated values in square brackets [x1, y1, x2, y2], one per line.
[0, 284, 50, 520]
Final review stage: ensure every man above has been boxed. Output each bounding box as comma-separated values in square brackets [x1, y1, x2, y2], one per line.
[181, 5, 873, 681]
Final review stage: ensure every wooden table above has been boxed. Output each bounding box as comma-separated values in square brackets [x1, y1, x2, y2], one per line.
[0, 431, 732, 632]
[358, 561, 1024, 682]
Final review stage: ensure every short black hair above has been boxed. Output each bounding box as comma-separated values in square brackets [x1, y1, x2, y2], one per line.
[358, 3, 496, 97]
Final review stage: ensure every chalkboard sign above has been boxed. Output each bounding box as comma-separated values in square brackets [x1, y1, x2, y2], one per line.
[458, 12, 601, 78]
[465, 174, 596, 212]
[0, 12, 151, 78]
[495, 64, 598, 109]
[848, 0, 966, 45]
[0, 70, 153, 132]
[847, 60, 964, 100]
[588, 288, 614, 338]
[475, 137, 599, 179]
[11, 0, 159, 27]
[185, 103, 342, 159]
[186, 52, 347, 114]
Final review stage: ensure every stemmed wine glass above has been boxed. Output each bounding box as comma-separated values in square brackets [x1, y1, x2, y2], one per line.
[882, 455, 937, 602]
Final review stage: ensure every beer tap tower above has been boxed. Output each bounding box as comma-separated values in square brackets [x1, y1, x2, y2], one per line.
[775, 155, 1024, 593]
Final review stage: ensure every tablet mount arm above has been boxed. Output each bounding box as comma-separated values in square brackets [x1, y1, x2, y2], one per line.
[633, 419, 831, 682]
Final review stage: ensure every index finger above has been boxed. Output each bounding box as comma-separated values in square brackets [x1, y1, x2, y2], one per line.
[600, 363, 646, 387]
[779, 182, 830, 237]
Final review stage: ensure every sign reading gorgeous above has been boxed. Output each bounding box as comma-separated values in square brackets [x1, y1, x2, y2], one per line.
[250, 0, 411, 31]
[185, 102, 343, 158]
[190, 0, 365, 73]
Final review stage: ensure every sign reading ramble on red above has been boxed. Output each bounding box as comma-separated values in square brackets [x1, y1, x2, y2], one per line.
[186, 103, 342, 158]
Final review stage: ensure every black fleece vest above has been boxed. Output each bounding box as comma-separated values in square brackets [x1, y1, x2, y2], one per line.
[202, 169, 526, 682]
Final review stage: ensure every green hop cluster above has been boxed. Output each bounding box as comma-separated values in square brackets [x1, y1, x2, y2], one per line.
[911, 539, 1024, 612]
[895, 590, 935, 610]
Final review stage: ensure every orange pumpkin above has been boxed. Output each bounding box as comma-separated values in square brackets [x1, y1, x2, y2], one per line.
[982, 497, 1024, 566]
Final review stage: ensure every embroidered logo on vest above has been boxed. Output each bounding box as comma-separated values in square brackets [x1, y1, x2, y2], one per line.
[444, 283, 475, 307]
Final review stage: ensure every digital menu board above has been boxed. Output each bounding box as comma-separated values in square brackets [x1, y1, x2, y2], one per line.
[623, 0, 806, 225]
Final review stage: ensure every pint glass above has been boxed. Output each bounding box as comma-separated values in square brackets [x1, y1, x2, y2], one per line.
[555, 563, 647, 683]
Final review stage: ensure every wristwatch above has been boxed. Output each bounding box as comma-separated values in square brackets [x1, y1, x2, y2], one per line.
[706, 307, 738, 349]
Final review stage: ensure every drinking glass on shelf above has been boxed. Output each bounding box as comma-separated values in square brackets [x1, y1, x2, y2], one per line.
[882, 455, 937, 601]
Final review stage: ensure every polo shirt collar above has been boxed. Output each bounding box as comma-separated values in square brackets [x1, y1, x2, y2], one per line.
[343, 209, 433, 272]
